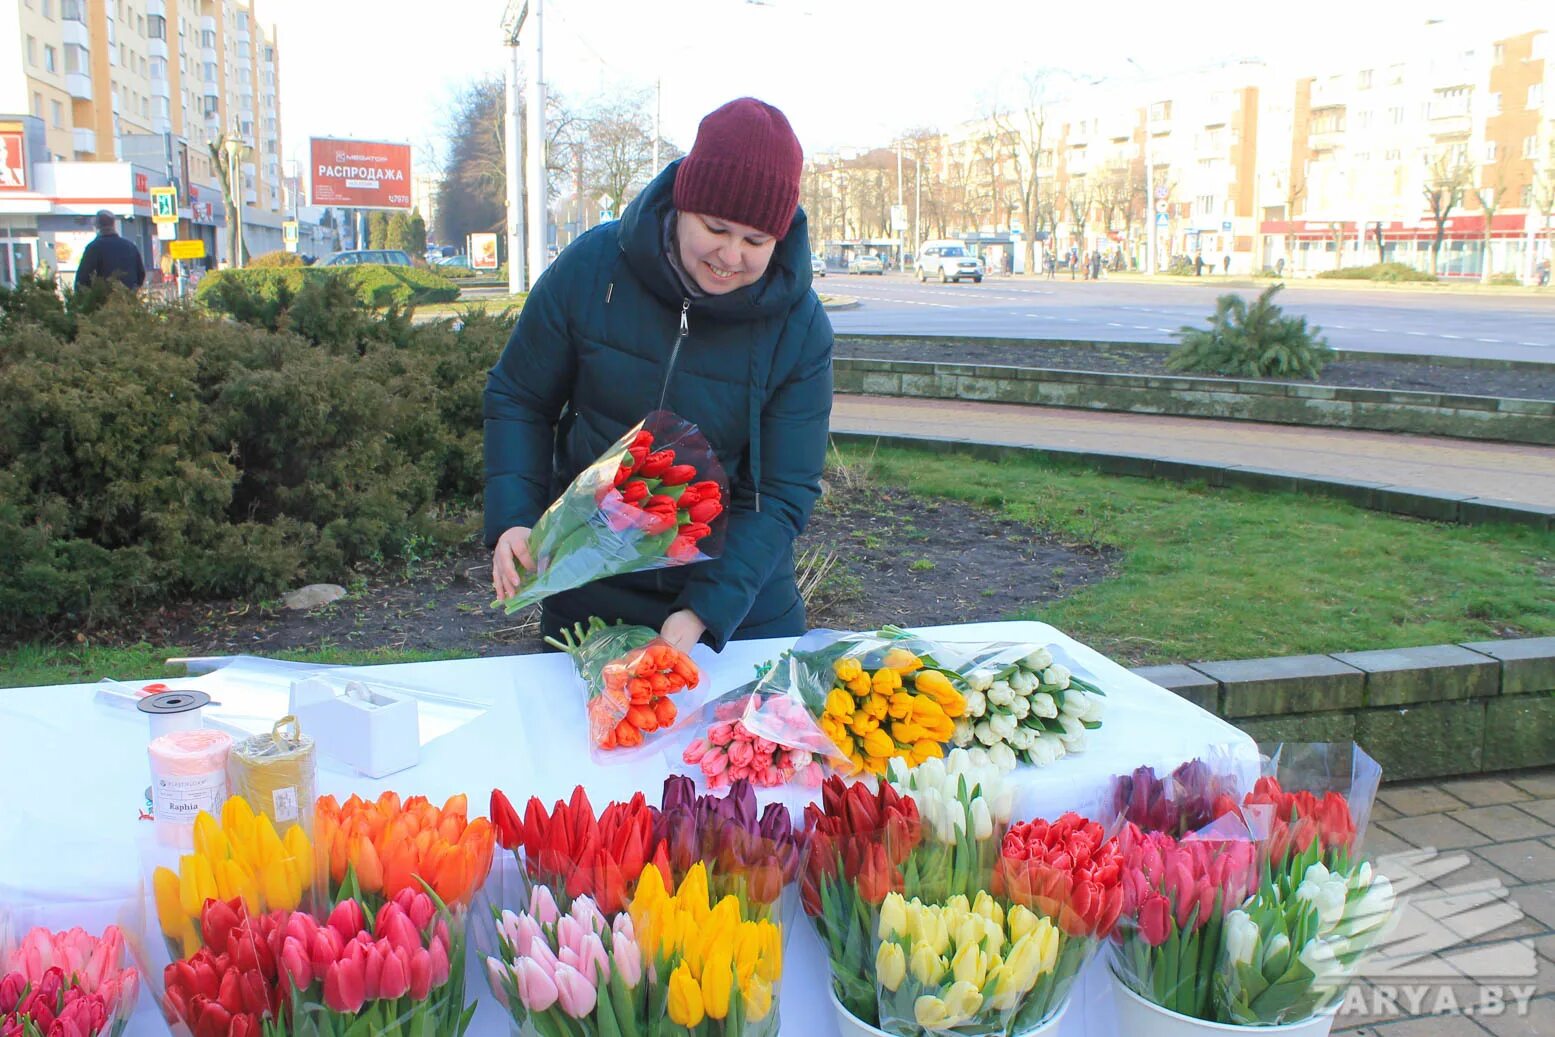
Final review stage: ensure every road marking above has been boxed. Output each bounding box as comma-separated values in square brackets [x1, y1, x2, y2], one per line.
[1370, 328, 1390, 333]
[1475, 337, 1501, 343]
[1106, 322, 1124, 327]
[1404, 331, 1427, 336]
[1439, 334, 1461, 340]
[1520, 341, 1544, 346]
[1329, 324, 1347, 329]
[1131, 325, 1151, 330]
[1157, 327, 1174, 333]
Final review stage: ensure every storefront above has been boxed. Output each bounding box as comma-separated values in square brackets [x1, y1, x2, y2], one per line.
[1259, 214, 1544, 280]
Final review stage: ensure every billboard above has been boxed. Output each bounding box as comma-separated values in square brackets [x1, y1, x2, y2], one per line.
[0, 121, 28, 191]
[309, 137, 412, 210]
[470, 233, 500, 270]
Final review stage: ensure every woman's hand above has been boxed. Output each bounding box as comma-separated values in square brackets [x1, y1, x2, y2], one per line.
[660, 609, 707, 654]
[492, 526, 535, 601]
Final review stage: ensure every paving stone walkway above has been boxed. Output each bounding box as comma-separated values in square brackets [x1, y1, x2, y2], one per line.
[830, 395, 1555, 508]
[1335, 770, 1555, 1035]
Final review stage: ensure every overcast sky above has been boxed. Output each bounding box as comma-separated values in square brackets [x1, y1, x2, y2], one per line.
[263, 0, 1549, 176]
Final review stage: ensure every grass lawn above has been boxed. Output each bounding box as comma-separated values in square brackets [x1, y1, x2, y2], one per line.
[853, 444, 1555, 666]
[0, 643, 476, 692]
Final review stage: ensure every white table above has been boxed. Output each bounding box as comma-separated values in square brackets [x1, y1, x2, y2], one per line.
[0, 621, 1258, 1036]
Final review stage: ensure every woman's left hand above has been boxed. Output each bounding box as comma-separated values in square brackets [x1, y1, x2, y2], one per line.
[660, 609, 707, 654]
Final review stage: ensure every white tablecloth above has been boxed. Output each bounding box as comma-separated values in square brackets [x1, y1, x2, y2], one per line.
[0, 621, 1258, 1036]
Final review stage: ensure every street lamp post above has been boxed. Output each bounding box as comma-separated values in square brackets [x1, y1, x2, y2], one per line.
[223, 135, 245, 269]
[1127, 57, 1157, 276]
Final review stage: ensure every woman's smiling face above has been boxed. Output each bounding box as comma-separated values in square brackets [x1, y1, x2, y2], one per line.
[676, 211, 777, 295]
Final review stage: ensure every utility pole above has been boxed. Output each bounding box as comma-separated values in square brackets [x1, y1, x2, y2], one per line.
[501, 2, 527, 293]
[914, 143, 921, 258]
[653, 77, 662, 173]
[525, 0, 547, 288]
[1127, 58, 1157, 276]
[896, 140, 905, 270]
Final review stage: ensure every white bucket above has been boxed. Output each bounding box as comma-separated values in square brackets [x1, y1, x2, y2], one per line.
[831, 988, 1070, 1036]
[1110, 971, 1337, 1037]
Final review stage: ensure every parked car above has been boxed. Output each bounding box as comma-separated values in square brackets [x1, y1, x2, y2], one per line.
[848, 254, 885, 275]
[319, 249, 413, 267]
[434, 255, 473, 270]
[811, 254, 826, 277]
[915, 240, 983, 283]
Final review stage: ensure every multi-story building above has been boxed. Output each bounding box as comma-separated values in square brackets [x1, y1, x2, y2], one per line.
[0, 0, 290, 286]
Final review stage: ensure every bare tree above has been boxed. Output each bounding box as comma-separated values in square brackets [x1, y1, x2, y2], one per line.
[990, 71, 1058, 275]
[1067, 176, 1093, 255]
[1473, 164, 1509, 283]
[1328, 222, 1346, 270]
[1535, 163, 1555, 280]
[1422, 151, 1472, 275]
[577, 93, 678, 222]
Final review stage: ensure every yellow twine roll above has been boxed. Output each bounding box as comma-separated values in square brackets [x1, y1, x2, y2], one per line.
[228, 715, 316, 833]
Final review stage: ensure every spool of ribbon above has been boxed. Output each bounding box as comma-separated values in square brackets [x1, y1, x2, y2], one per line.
[136, 689, 211, 740]
[147, 728, 233, 848]
[228, 715, 316, 833]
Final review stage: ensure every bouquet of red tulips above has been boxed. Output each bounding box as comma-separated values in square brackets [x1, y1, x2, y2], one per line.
[546, 618, 702, 755]
[489, 786, 658, 916]
[496, 411, 728, 615]
[2, 925, 140, 1037]
[161, 898, 285, 1037]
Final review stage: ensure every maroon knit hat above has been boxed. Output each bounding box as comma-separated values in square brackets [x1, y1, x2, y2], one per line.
[673, 98, 803, 240]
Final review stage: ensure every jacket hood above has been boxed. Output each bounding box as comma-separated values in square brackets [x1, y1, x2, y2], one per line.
[618, 158, 814, 321]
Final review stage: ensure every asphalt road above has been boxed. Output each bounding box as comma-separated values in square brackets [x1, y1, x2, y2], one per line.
[822, 272, 1555, 363]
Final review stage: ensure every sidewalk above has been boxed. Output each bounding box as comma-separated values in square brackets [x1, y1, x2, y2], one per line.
[831, 395, 1555, 509]
[1335, 771, 1555, 1035]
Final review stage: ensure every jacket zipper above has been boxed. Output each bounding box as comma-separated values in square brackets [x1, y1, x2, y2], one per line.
[653, 299, 691, 596]
[656, 298, 690, 412]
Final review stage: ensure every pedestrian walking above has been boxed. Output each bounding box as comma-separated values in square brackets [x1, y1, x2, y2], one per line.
[1194, 252, 1205, 277]
[1222, 254, 1231, 275]
[486, 96, 831, 654]
[1090, 251, 1102, 281]
[1276, 257, 1286, 278]
[73, 210, 146, 292]
[1538, 258, 1550, 287]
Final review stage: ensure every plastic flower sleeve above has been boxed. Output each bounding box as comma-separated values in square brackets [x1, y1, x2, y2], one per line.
[546, 617, 703, 761]
[674, 679, 829, 791]
[0, 900, 145, 1037]
[1240, 742, 1383, 863]
[497, 410, 729, 614]
[1103, 746, 1251, 839]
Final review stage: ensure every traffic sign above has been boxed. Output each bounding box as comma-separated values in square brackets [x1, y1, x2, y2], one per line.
[1155, 212, 1169, 227]
[156, 221, 176, 241]
[1155, 185, 1168, 200]
[168, 239, 206, 260]
[1221, 221, 1233, 231]
[1155, 200, 1168, 214]
[283, 220, 299, 252]
[890, 204, 908, 232]
[151, 186, 178, 224]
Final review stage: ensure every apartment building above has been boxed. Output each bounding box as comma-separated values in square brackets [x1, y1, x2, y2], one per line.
[0, 0, 288, 286]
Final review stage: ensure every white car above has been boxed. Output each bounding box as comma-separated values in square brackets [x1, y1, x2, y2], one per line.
[915, 240, 983, 283]
[811, 254, 826, 277]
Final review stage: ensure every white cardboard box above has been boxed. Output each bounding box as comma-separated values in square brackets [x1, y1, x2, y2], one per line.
[289, 675, 420, 778]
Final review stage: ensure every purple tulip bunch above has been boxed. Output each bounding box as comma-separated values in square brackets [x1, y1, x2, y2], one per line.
[1109, 759, 1244, 839]
[484, 885, 645, 1036]
[656, 776, 799, 910]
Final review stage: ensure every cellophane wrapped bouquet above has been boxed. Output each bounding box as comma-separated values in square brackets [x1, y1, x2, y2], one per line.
[1, 924, 140, 1037]
[547, 618, 702, 757]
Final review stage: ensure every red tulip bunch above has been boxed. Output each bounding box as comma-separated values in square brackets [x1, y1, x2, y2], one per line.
[498, 414, 729, 615]
[1113, 825, 1260, 1020]
[278, 892, 457, 1030]
[995, 813, 1126, 939]
[1241, 776, 1357, 863]
[489, 787, 656, 916]
[162, 899, 284, 1037]
[800, 776, 923, 1027]
[1, 967, 115, 1037]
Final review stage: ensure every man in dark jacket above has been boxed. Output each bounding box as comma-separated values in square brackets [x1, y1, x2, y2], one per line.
[74, 210, 146, 292]
[484, 98, 832, 654]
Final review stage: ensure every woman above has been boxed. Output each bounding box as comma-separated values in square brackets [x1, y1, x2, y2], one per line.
[484, 97, 833, 655]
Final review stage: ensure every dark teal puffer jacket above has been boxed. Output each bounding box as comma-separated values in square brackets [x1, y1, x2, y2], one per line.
[483, 159, 834, 651]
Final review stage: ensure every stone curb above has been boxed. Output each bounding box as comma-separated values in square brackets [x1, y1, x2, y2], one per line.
[820, 296, 861, 311]
[1129, 637, 1555, 782]
[834, 333, 1555, 374]
[832, 357, 1555, 446]
[827, 429, 1553, 531]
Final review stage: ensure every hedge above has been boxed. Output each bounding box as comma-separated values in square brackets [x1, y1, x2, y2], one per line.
[195, 264, 461, 313]
[1315, 262, 1437, 282]
[0, 278, 511, 633]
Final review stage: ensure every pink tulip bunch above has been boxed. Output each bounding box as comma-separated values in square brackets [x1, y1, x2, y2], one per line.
[485, 885, 644, 1037]
[277, 890, 455, 1026]
[1113, 824, 1260, 1020]
[1, 926, 138, 1037]
[683, 695, 825, 789]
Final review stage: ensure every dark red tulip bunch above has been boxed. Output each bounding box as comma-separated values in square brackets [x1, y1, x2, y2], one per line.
[1, 967, 113, 1037]
[994, 813, 1126, 939]
[162, 899, 284, 1037]
[497, 413, 728, 614]
[1241, 776, 1357, 863]
[280, 892, 453, 1023]
[800, 776, 924, 1027]
[654, 775, 798, 908]
[1110, 760, 1243, 839]
[490, 786, 656, 916]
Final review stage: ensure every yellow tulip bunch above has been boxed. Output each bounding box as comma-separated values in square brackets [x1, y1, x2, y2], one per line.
[152, 795, 313, 957]
[817, 650, 966, 776]
[873, 890, 1060, 1031]
[628, 862, 783, 1034]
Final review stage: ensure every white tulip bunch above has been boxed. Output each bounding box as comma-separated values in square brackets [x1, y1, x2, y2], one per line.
[887, 749, 1015, 845]
[951, 646, 1106, 772]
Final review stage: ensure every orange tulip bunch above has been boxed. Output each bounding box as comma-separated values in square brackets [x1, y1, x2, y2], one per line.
[313, 792, 495, 911]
